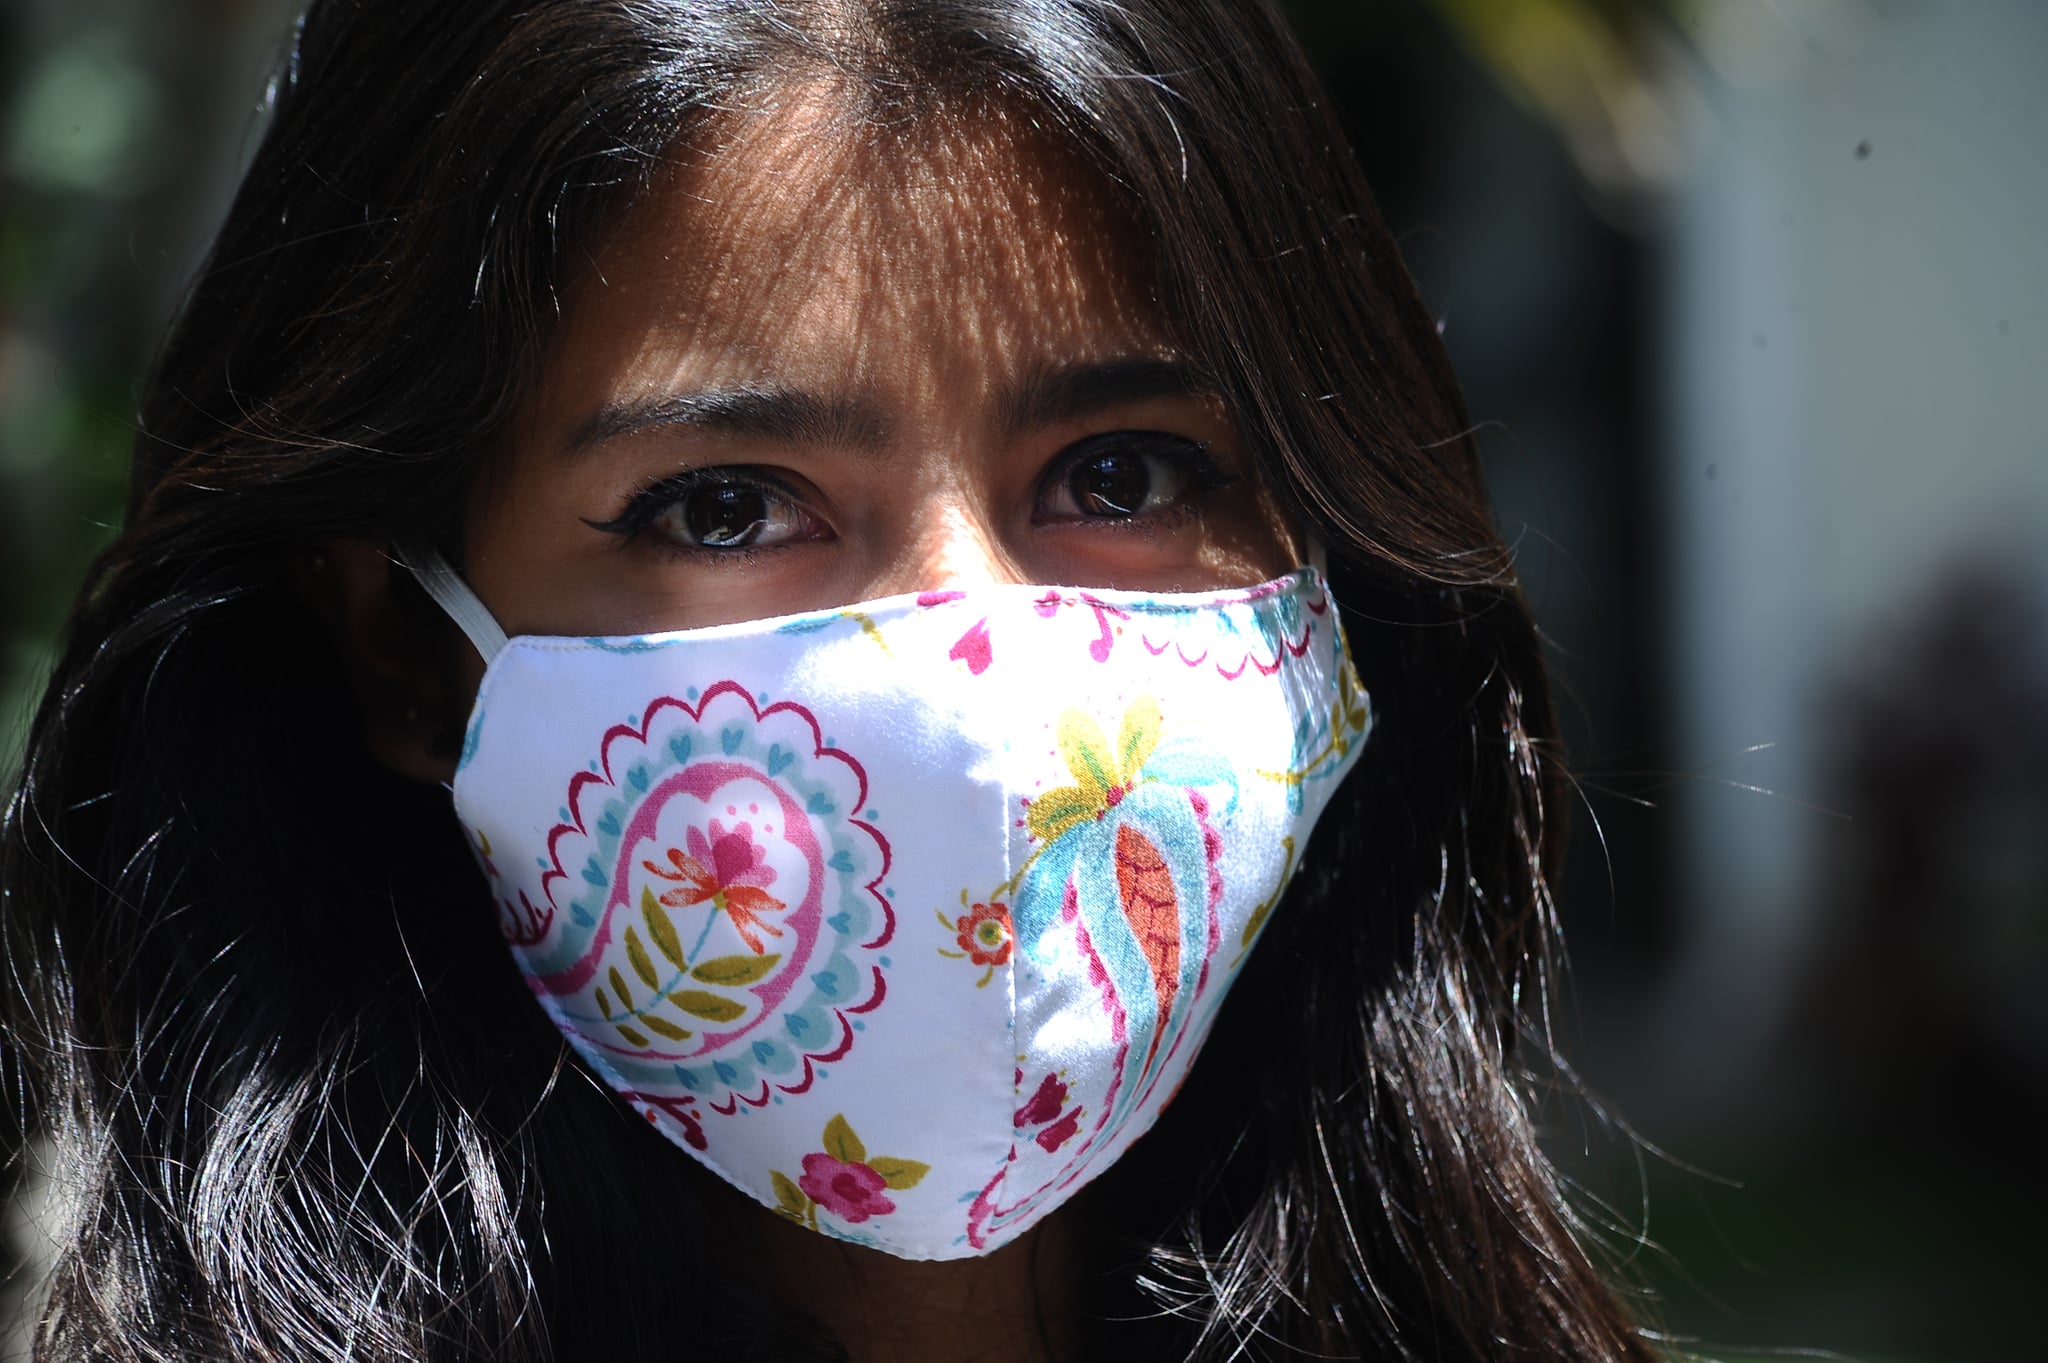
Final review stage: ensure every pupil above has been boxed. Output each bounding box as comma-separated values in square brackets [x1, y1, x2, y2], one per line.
[1072, 452, 1149, 517]
[686, 485, 767, 547]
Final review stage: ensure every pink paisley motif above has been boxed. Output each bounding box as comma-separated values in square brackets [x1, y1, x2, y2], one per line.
[522, 682, 894, 1117]
[535, 759, 826, 1037]
[1015, 1070, 1066, 1126]
[1034, 1107, 1084, 1153]
[531, 682, 894, 998]
[703, 966, 889, 1116]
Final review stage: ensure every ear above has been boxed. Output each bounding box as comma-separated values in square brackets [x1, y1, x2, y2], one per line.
[299, 540, 481, 784]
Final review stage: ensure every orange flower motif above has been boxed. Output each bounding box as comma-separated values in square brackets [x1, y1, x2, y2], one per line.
[644, 819, 786, 955]
[937, 898, 1012, 987]
[955, 901, 1013, 967]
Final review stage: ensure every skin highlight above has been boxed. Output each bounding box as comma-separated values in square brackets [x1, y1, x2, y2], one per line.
[459, 99, 1298, 645]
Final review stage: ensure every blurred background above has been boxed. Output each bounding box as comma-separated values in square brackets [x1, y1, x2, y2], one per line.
[2, 0, 2042, 1358]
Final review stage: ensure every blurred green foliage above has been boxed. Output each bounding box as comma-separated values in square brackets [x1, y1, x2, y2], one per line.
[1, 15, 165, 772]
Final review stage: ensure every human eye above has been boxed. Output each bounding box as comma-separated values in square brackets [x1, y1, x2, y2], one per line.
[1034, 431, 1238, 524]
[586, 467, 828, 554]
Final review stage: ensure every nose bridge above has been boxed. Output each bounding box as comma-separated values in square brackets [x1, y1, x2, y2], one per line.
[874, 495, 1026, 597]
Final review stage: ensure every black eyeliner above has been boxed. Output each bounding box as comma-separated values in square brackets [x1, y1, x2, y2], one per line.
[1034, 430, 1241, 511]
[583, 466, 799, 539]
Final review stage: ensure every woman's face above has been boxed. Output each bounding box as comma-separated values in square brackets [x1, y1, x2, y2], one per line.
[460, 99, 1299, 640]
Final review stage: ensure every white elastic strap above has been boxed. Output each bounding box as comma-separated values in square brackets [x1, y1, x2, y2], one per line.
[395, 547, 509, 665]
[1307, 536, 1329, 576]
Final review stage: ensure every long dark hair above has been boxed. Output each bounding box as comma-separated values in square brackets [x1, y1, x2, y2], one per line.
[2, 1, 1657, 1357]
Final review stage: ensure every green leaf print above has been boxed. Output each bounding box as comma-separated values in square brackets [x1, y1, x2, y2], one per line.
[642, 887, 687, 968]
[867, 1157, 930, 1191]
[624, 926, 659, 988]
[690, 953, 781, 987]
[673, 990, 745, 1023]
[822, 1113, 866, 1165]
[641, 1015, 691, 1042]
[770, 1169, 809, 1218]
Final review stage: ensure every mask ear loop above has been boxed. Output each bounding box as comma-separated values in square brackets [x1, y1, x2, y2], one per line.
[393, 547, 509, 665]
[1306, 535, 1329, 577]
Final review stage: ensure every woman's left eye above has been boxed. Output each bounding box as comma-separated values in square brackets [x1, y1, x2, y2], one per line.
[1036, 432, 1235, 523]
[588, 468, 826, 554]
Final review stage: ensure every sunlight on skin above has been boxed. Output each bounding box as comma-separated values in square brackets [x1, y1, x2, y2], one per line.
[460, 88, 1300, 642]
[450, 90, 1302, 1360]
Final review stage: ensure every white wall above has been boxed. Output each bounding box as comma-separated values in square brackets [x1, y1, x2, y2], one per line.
[1657, 0, 2048, 1099]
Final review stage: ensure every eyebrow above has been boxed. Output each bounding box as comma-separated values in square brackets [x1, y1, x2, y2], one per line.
[997, 358, 1216, 437]
[563, 358, 1217, 459]
[564, 386, 890, 458]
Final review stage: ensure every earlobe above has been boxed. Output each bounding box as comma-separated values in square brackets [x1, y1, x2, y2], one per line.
[300, 540, 476, 784]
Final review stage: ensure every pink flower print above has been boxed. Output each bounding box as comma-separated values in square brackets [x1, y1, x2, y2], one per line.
[1034, 1107, 1083, 1153]
[1015, 1071, 1069, 1126]
[771, 1114, 930, 1231]
[643, 819, 787, 954]
[1014, 1070, 1086, 1154]
[798, 1153, 896, 1223]
[694, 818, 779, 893]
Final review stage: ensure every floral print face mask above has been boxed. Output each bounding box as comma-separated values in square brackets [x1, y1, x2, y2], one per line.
[406, 554, 1369, 1260]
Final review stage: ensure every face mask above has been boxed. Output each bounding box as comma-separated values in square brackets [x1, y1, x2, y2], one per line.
[405, 554, 1369, 1260]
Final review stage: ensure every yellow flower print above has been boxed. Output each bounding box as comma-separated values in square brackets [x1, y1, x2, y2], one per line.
[1026, 696, 1163, 845]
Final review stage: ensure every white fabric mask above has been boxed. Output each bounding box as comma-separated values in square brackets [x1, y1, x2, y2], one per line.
[407, 555, 1368, 1260]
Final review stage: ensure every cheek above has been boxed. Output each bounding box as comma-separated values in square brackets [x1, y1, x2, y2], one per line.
[1197, 481, 1302, 581]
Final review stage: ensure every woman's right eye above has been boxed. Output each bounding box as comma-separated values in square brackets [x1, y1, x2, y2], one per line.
[587, 469, 827, 554]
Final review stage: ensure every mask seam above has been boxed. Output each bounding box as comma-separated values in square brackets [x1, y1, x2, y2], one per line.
[998, 659, 1023, 1244]
[441, 570, 1323, 656]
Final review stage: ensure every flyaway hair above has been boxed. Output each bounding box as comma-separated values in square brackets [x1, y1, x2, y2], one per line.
[3, 1, 1658, 1358]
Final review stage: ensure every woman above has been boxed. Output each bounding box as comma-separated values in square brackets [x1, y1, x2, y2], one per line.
[1, 1, 1657, 1358]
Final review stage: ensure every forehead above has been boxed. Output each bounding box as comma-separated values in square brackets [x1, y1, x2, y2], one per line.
[533, 95, 1168, 411]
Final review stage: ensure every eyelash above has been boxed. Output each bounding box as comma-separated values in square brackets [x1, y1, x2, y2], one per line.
[1033, 432, 1237, 524]
[585, 466, 810, 556]
[587, 432, 1240, 556]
